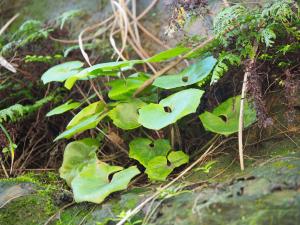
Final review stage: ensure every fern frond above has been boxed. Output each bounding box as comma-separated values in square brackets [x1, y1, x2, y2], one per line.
[210, 52, 241, 85]
[0, 95, 54, 123]
[213, 4, 248, 45]
[55, 9, 84, 29]
[262, 0, 299, 24]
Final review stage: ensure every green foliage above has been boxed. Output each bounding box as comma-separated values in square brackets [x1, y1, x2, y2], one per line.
[41, 61, 84, 84]
[138, 89, 204, 130]
[46, 100, 80, 117]
[214, 0, 299, 56]
[60, 139, 140, 203]
[55, 9, 85, 29]
[210, 52, 241, 85]
[108, 99, 146, 130]
[107, 73, 148, 100]
[0, 95, 54, 123]
[153, 56, 217, 89]
[25, 54, 63, 63]
[129, 138, 189, 181]
[1, 20, 52, 55]
[199, 96, 256, 136]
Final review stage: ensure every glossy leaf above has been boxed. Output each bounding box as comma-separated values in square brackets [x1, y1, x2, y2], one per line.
[199, 96, 257, 136]
[108, 99, 146, 130]
[41, 61, 84, 84]
[59, 138, 99, 186]
[67, 101, 106, 129]
[72, 164, 140, 203]
[153, 56, 217, 89]
[46, 100, 80, 117]
[138, 89, 204, 130]
[129, 138, 189, 181]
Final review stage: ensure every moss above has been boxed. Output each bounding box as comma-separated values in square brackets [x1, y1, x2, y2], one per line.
[0, 173, 65, 225]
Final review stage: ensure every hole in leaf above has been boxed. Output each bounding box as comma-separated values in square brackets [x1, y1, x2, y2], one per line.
[108, 173, 114, 182]
[167, 160, 171, 167]
[149, 142, 155, 148]
[182, 76, 189, 82]
[219, 115, 228, 122]
[163, 106, 172, 113]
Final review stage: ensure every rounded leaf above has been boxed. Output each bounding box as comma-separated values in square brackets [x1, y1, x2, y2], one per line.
[138, 89, 204, 130]
[199, 96, 257, 136]
[41, 61, 84, 84]
[59, 138, 99, 186]
[108, 99, 146, 130]
[153, 56, 217, 89]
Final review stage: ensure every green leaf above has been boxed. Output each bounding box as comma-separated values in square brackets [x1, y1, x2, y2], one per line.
[138, 89, 204, 130]
[145, 156, 173, 181]
[129, 138, 171, 167]
[41, 61, 84, 84]
[46, 100, 80, 117]
[129, 138, 189, 181]
[64, 61, 140, 89]
[145, 151, 189, 181]
[59, 138, 99, 186]
[54, 113, 107, 141]
[167, 151, 189, 167]
[199, 96, 256, 136]
[71, 164, 140, 203]
[108, 99, 146, 130]
[107, 73, 148, 100]
[153, 56, 217, 89]
[67, 101, 106, 129]
[145, 46, 190, 63]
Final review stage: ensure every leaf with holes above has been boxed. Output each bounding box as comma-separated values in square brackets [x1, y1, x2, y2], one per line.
[46, 100, 80, 117]
[199, 96, 256, 136]
[153, 56, 217, 89]
[108, 99, 146, 130]
[59, 138, 99, 186]
[129, 138, 189, 181]
[41, 61, 84, 84]
[138, 89, 204, 130]
[107, 73, 148, 100]
[129, 138, 171, 167]
[71, 163, 140, 203]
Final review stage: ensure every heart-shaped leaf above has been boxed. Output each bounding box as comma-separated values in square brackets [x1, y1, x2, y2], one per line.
[46, 100, 80, 117]
[138, 89, 204, 130]
[129, 138, 189, 181]
[41, 61, 84, 84]
[145, 151, 189, 181]
[199, 96, 257, 136]
[153, 56, 217, 89]
[129, 138, 171, 167]
[71, 163, 140, 203]
[59, 138, 99, 186]
[108, 99, 146, 130]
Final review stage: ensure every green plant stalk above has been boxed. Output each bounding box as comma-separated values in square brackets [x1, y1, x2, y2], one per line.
[0, 123, 15, 175]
